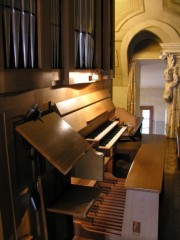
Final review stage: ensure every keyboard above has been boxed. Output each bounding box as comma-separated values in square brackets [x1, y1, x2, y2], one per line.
[86, 120, 119, 142]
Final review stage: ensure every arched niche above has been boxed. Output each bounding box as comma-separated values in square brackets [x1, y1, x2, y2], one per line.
[119, 20, 180, 86]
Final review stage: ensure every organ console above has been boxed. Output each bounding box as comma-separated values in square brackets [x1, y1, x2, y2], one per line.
[86, 120, 127, 156]
[15, 89, 164, 240]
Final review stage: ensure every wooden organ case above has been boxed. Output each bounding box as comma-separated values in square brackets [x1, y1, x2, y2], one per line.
[16, 90, 163, 240]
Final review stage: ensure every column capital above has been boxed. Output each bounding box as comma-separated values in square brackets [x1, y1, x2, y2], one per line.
[160, 43, 180, 67]
[160, 43, 180, 54]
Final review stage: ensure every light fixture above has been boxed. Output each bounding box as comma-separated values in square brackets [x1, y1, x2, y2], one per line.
[69, 71, 99, 84]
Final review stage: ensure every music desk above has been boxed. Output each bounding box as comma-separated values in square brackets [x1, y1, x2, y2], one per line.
[122, 143, 166, 240]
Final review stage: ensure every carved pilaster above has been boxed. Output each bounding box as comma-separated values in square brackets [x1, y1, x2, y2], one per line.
[160, 43, 180, 138]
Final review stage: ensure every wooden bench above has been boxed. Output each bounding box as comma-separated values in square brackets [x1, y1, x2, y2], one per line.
[121, 142, 166, 240]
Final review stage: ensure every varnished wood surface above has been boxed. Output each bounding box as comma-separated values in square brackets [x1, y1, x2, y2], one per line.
[0, 113, 15, 239]
[59, 98, 115, 133]
[53, 89, 115, 135]
[47, 185, 101, 218]
[16, 112, 90, 175]
[114, 141, 141, 153]
[54, 89, 111, 117]
[72, 148, 104, 181]
[125, 143, 166, 192]
[115, 107, 143, 135]
[122, 189, 159, 240]
[177, 126, 180, 159]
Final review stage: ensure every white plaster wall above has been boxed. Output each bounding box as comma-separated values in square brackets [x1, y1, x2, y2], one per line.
[140, 88, 166, 134]
[140, 60, 166, 122]
[113, 85, 128, 109]
[140, 88, 166, 122]
[140, 60, 166, 134]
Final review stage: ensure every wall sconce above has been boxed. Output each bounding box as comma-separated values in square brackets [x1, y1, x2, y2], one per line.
[89, 73, 99, 81]
[69, 71, 100, 84]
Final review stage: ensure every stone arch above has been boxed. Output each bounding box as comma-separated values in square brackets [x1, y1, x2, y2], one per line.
[120, 20, 180, 86]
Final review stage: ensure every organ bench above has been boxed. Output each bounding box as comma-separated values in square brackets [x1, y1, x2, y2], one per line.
[122, 142, 166, 240]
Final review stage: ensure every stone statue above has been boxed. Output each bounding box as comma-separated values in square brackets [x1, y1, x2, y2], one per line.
[163, 67, 178, 103]
[160, 44, 180, 138]
[167, 53, 176, 68]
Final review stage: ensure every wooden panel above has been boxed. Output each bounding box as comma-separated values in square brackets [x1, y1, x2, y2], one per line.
[1, 70, 49, 93]
[122, 190, 159, 240]
[54, 89, 111, 116]
[125, 143, 165, 192]
[0, 5, 5, 92]
[0, 211, 3, 240]
[38, 167, 101, 219]
[71, 148, 104, 181]
[47, 185, 101, 218]
[177, 126, 180, 159]
[102, 0, 111, 71]
[115, 107, 143, 134]
[0, 113, 16, 239]
[16, 112, 90, 175]
[62, 98, 115, 132]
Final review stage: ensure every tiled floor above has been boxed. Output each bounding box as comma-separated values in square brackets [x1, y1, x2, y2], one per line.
[142, 134, 180, 240]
